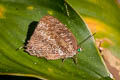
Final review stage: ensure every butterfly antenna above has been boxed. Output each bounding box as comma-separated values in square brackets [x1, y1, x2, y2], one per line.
[78, 33, 96, 45]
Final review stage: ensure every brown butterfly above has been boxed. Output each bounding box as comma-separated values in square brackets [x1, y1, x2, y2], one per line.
[25, 15, 95, 64]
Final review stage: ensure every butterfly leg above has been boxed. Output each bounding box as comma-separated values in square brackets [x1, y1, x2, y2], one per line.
[16, 46, 27, 50]
[62, 59, 65, 64]
[72, 55, 77, 64]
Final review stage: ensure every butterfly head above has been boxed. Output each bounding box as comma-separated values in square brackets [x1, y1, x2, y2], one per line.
[77, 47, 82, 53]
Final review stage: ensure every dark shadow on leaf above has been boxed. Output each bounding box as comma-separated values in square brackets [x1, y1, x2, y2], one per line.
[24, 21, 38, 46]
[0, 75, 41, 80]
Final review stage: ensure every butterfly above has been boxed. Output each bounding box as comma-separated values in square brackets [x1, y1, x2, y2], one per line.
[25, 15, 95, 64]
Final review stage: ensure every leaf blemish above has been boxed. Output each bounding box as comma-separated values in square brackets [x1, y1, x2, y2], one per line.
[84, 17, 110, 32]
[48, 10, 53, 15]
[48, 68, 53, 73]
[27, 6, 34, 10]
[0, 5, 6, 19]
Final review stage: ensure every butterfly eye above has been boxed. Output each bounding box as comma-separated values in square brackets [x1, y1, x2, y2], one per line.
[77, 48, 81, 52]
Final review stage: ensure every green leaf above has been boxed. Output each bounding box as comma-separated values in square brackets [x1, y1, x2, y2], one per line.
[0, 0, 111, 80]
